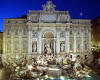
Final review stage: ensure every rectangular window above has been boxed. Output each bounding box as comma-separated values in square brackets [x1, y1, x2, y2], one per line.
[7, 29, 10, 35]
[77, 44, 80, 50]
[14, 41, 18, 50]
[70, 29, 72, 35]
[77, 31, 80, 35]
[70, 44, 73, 51]
[23, 29, 26, 35]
[85, 44, 87, 50]
[15, 29, 18, 35]
[7, 41, 11, 51]
[22, 41, 27, 51]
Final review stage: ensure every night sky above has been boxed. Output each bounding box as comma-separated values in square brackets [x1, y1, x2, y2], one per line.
[0, 0, 100, 32]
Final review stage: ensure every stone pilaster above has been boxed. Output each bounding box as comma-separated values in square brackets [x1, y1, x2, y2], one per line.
[3, 28, 6, 56]
[81, 28, 84, 52]
[38, 31, 42, 54]
[11, 27, 14, 57]
[19, 28, 22, 56]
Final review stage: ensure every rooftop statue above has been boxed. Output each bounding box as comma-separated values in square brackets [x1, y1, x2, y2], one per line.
[42, 1, 56, 12]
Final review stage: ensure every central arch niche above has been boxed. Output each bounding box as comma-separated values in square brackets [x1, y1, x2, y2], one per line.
[42, 31, 55, 54]
[43, 32, 54, 38]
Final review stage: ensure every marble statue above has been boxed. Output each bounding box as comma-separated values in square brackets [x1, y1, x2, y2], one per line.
[44, 43, 52, 55]
[60, 43, 65, 52]
[32, 43, 37, 52]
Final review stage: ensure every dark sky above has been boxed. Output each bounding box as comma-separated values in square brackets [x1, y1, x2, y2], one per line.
[0, 0, 100, 32]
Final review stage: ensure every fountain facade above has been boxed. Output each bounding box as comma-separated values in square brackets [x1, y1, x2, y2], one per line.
[2, 1, 92, 67]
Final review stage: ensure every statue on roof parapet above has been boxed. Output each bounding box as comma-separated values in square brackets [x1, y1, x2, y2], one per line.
[42, 1, 56, 12]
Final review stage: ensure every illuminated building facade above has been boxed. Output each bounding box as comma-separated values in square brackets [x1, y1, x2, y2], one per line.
[91, 17, 100, 51]
[0, 32, 3, 55]
[3, 1, 91, 60]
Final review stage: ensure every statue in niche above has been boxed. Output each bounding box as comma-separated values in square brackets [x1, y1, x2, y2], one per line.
[60, 42, 65, 52]
[32, 42, 37, 52]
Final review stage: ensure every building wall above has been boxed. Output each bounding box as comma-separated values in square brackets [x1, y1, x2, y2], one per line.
[91, 17, 100, 51]
[3, 19, 28, 59]
[3, 19, 91, 59]
[0, 32, 3, 54]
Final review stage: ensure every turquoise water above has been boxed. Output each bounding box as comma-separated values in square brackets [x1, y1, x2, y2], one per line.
[37, 76, 93, 80]
[15, 77, 93, 80]
[11, 73, 100, 80]
[15, 75, 100, 80]
[35, 73, 100, 80]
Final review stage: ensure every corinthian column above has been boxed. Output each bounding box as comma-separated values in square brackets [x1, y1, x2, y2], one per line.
[56, 29, 60, 54]
[28, 26, 32, 57]
[88, 28, 91, 52]
[74, 29, 77, 53]
[65, 27, 70, 53]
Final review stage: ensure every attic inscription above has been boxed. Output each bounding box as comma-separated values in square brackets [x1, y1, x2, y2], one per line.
[41, 15, 56, 22]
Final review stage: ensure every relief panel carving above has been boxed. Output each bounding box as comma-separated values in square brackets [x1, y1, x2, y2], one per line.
[41, 15, 56, 22]
[60, 31, 65, 38]
[60, 15, 68, 22]
[28, 14, 39, 22]
[22, 40, 27, 52]
[32, 30, 38, 38]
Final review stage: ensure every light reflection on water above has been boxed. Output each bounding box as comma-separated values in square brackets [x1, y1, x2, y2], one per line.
[10, 73, 99, 80]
